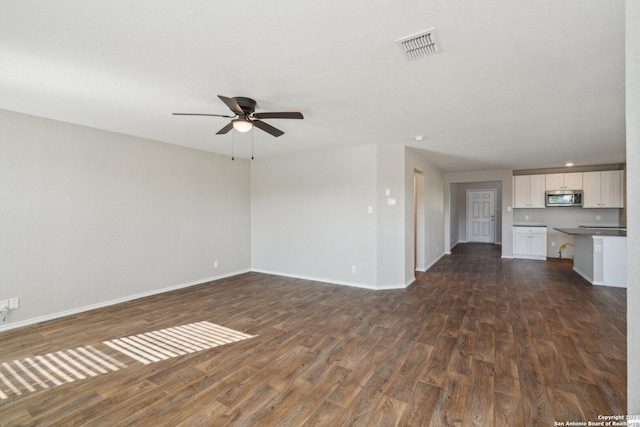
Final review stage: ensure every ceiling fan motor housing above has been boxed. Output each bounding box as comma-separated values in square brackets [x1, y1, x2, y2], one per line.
[233, 97, 257, 115]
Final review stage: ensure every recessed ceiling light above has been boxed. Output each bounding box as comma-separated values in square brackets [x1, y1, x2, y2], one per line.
[565, 162, 574, 167]
[414, 135, 424, 141]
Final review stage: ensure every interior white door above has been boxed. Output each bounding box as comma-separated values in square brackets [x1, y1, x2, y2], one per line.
[467, 190, 495, 243]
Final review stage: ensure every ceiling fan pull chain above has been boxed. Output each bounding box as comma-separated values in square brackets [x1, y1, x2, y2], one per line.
[251, 130, 254, 160]
[231, 131, 235, 161]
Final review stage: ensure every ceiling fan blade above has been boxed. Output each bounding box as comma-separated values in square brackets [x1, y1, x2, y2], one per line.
[253, 112, 304, 120]
[253, 120, 284, 137]
[218, 95, 245, 115]
[216, 122, 234, 135]
[173, 113, 234, 118]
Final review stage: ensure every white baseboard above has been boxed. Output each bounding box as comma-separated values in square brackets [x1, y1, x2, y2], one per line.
[251, 269, 412, 291]
[250, 269, 378, 290]
[424, 253, 445, 271]
[592, 280, 626, 288]
[512, 255, 546, 261]
[416, 253, 445, 272]
[572, 266, 594, 284]
[501, 255, 514, 259]
[0, 269, 250, 333]
[378, 282, 409, 290]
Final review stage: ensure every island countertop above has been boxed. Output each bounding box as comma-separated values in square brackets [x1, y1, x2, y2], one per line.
[554, 227, 627, 237]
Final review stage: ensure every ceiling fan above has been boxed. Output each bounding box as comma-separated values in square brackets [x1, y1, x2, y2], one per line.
[173, 95, 303, 137]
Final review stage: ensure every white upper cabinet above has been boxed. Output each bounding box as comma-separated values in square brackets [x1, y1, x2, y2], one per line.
[513, 175, 545, 208]
[583, 170, 624, 208]
[545, 172, 583, 191]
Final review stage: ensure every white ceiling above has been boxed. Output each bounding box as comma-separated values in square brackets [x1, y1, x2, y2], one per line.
[0, 0, 626, 172]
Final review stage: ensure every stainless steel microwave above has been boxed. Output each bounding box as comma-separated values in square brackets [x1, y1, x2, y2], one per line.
[545, 190, 583, 207]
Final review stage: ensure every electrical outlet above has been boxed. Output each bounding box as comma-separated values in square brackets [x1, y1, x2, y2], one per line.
[351, 265, 357, 274]
[551, 241, 556, 247]
[0, 299, 7, 311]
[525, 215, 529, 220]
[9, 298, 19, 310]
[214, 260, 219, 268]
[596, 215, 601, 221]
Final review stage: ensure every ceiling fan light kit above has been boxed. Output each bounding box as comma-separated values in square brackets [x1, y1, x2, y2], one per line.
[232, 118, 253, 133]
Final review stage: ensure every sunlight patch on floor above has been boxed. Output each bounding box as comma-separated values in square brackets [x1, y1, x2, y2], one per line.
[103, 321, 255, 364]
[0, 321, 255, 401]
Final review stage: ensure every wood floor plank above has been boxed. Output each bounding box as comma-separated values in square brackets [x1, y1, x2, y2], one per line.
[590, 369, 627, 415]
[571, 381, 614, 421]
[533, 338, 574, 393]
[0, 243, 626, 425]
[272, 363, 351, 426]
[325, 344, 389, 409]
[174, 400, 230, 427]
[494, 339, 521, 398]
[447, 329, 476, 376]
[368, 395, 407, 427]
[301, 400, 345, 427]
[429, 371, 469, 427]
[420, 334, 457, 387]
[386, 341, 433, 402]
[474, 322, 495, 363]
[494, 391, 525, 426]
[462, 359, 494, 427]
[515, 338, 557, 425]
[397, 381, 441, 427]
[547, 387, 586, 423]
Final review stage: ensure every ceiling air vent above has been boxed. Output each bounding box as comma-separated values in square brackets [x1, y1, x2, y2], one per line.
[396, 29, 440, 60]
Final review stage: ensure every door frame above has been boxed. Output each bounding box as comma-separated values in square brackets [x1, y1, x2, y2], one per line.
[466, 189, 497, 243]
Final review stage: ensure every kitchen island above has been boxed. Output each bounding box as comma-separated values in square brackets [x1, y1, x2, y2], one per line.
[554, 227, 627, 287]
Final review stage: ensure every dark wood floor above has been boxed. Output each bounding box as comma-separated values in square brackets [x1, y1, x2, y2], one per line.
[0, 244, 626, 426]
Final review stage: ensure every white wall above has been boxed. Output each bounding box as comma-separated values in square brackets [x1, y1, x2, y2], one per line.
[251, 145, 378, 288]
[376, 145, 406, 288]
[0, 109, 251, 330]
[444, 170, 514, 257]
[251, 144, 446, 290]
[626, 0, 640, 412]
[405, 148, 445, 281]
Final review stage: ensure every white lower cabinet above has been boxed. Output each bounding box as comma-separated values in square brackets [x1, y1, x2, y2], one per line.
[513, 226, 547, 260]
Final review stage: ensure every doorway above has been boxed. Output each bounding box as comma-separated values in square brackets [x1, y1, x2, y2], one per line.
[466, 189, 496, 243]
